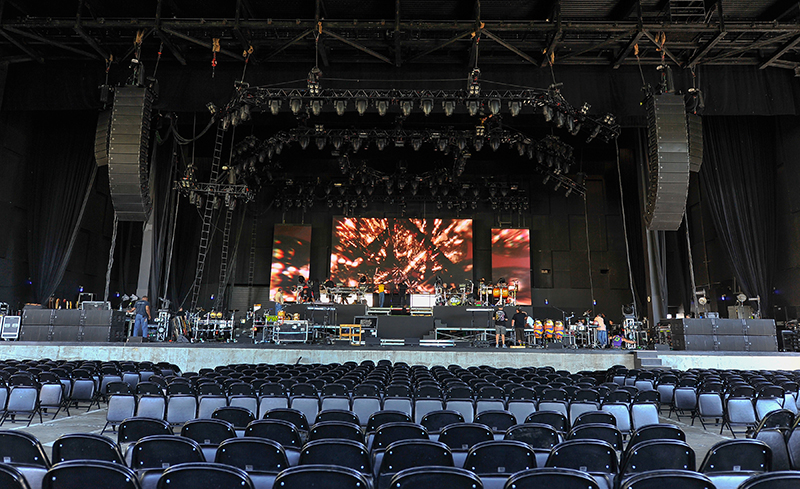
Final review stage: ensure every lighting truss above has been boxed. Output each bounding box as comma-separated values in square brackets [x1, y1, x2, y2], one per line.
[221, 84, 621, 143]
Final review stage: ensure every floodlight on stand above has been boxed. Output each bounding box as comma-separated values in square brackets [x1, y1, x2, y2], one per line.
[400, 100, 414, 117]
[290, 97, 303, 115]
[442, 100, 456, 117]
[509, 100, 522, 117]
[376, 100, 389, 116]
[488, 98, 501, 116]
[355, 98, 368, 116]
[310, 99, 323, 116]
[466, 100, 480, 117]
[269, 99, 282, 115]
[421, 97, 434, 116]
[334, 100, 347, 116]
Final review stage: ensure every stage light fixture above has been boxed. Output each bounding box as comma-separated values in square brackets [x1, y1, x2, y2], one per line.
[473, 137, 484, 151]
[543, 175, 551, 184]
[376, 100, 389, 116]
[356, 98, 368, 116]
[442, 100, 456, 116]
[400, 100, 414, 117]
[421, 97, 434, 116]
[334, 100, 347, 116]
[315, 136, 327, 150]
[603, 113, 616, 125]
[586, 125, 601, 143]
[311, 99, 323, 116]
[466, 100, 480, 116]
[555, 111, 566, 128]
[352, 136, 364, 152]
[376, 136, 388, 151]
[490, 138, 501, 152]
[299, 135, 310, 150]
[307, 67, 322, 95]
[231, 110, 240, 126]
[537, 151, 545, 164]
[488, 98, 501, 115]
[569, 120, 581, 136]
[290, 97, 303, 115]
[457, 137, 467, 151]
[516, 141, 526, 156]
[565, 188, 572, 197]
[411, 136, 423, 151]
[269, 99, 281, 115]
[579, 102, 591, 115]
[437, 138, 448, 152]
[239, 104, 251, 122]
[274, 141, 283, 155]
[509, 100, 522, 117]
[543, 105, 554, 122]
[331, 135, 343, 150]
[467, 68, 481, 96]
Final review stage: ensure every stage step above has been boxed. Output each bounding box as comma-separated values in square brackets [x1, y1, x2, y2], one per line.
[634, 350, 665, 369]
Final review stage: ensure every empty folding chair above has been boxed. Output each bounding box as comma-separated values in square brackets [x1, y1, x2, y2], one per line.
[630, 401, 660, 431]
[699, 438, 771, 489]
[136, 395, 166, 420]
[524, 411, 569, 434]
[42, 460, 141, 489]
[262, 408, 309, 432]
[475, 387, 506, 415]
[669, 385, 697, 421]
[474, 410, 517, 435]
[413, 394, 445, 425]
[155, 462, 253, 489]
[299, 439, 371, 481]
[216, 437, 289, 489]
[228, 394, 258, 417]
[504, 467, 600, 489]
[289, 395, 320, 426]
[181, 418, 237, 462]
[390, 466, 482, 489]
[365, 411, 412, 433]
[52, 433, 125, 464]
[504, 423, 561, 467]
[574, 410, 616, 428]
[755, 428, 791, 471]
[0, 430, 51, 489]
[568, 423, 623, 451]
[197, 394, 228, 419]
[351, 395, 382, 426]
[212, 406, 255, 434]
[377, 439, 453, 489]
[102, 393, 136, 434]
[619, 440, 695, 487]
[419, 410, 464, 434]
[464, 440, 536, 489]
[724, 396, 758, 438]
[0, 464, 32, 489]
[438, 422, 493, 466]
[165, 394, 198, 427]
[506, 390, 537, 425]
[130, 435, 205, 489]
[273, 465, 370, 489]
[315, 409, 359, 424]
[738, 471, 800, 489]
[619, 469, 715, 489]
[537, 389, 569, 420]
[307, 420, 364, 444]
[546, 439, 618, 489]
[70, 377, 98, 411]
[38, 382, 67, 420]
[117, 418, 174, 467]
[601, 402, 632, 436]
[756, 386, 786, 420]
[753, 409, 794, 434]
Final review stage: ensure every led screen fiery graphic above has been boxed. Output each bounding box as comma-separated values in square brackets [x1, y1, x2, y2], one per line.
[491, 228, 531, 305]
[331, 218, 473, 294]
[270, 224, 312, 301]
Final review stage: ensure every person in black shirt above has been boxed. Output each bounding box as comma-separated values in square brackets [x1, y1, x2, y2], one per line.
[511, 308, 527, 346]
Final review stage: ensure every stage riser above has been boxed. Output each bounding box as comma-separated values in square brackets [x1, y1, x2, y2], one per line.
[0, 344, 634, 373]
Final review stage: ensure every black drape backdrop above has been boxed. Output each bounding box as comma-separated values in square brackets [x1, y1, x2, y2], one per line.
[147, 133, 179, 311]
[700, 116, 777, 316]
[27, 112, 98, 304]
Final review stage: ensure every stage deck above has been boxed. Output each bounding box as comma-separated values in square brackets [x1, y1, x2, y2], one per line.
[0, 342, 798, 373]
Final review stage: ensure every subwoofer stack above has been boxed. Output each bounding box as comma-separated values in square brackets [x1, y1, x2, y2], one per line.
[644, 93, 691, 231]
[668, 318, 777, 352]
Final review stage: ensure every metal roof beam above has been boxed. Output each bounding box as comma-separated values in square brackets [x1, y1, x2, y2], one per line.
[759, 0, 800, 21]
[482, 29, 538, 66]
[0, 29, 44, 64]
[687, 31, 727, 68]
[2, 26, 98, 59]
[540, 0, 561, 67]
[321, 28, 392, 65]
[609, 0, 640, 20]
[759, 34, 800, 69]
[613, 30, 644, 69]
[643, 30, 682, 66]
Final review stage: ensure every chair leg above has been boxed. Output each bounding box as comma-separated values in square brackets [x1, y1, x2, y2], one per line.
[101, 421, 110, 435]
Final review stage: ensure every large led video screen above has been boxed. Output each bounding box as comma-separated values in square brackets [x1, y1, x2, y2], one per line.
[331, 218, 473, 294]
[491, 228, 531, 305]
[270, 224, 312, 301]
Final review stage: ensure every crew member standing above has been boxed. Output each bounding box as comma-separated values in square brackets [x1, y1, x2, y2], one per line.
[274, 288, 285, 315]
[594, 313, 607, 348]
[377, 282, 385, 307]
[129, 295, 151, 339]
[494, 305, 508, 348]
[511, 307, 527, 346]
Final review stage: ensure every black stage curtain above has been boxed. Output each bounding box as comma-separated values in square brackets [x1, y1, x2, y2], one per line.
[27, 111, 98, 303]
[147, 133, 179, 311]
[700, 116, 777, 316]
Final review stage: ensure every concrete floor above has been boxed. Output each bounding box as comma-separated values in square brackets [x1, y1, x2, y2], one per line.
[8, 405, 734, 468]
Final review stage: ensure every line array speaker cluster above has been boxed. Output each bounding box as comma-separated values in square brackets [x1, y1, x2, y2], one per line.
[668, 318, 777, 352]
[107, 86, 154, 221]
[644, 93, 691, 231]
[20, 309, 126, 342]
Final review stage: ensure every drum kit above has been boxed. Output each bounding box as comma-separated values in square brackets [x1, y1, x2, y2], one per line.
[436, 281, 474, 307]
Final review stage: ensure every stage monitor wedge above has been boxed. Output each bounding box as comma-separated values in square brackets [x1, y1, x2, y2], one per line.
[107, 86, 154, 221]
[644, 93, 691, 231]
